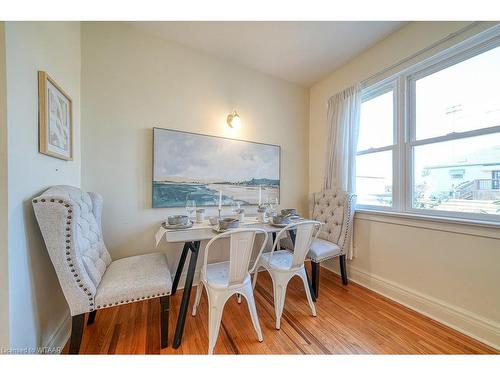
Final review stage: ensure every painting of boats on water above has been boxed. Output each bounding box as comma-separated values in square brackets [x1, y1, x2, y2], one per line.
[153, 128, 280, 208]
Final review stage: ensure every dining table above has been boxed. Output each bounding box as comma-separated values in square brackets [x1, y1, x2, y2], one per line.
[155, 216, 311, 349]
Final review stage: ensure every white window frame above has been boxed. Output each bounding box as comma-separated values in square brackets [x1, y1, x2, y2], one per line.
[357, 26, 500, 224]
[356, 80, 399, 212]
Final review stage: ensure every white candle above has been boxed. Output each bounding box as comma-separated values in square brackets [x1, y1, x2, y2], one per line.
[258, 185, 262, 206]
[218, 191, 222, 209]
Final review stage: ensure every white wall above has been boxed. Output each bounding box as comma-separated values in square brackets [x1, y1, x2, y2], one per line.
[0, 21, 9, 349]
[81, 22, 309, 274]
[309, 21, 500, 349]
[5, 22, 81, 349]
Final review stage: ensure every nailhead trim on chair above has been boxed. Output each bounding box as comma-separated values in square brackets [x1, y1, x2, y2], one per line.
[339, 194, 355, 253]
[33, 198, 96, 312]
[95, 292, 170, 310]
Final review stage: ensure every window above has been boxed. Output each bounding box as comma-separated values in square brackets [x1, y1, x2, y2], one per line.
[356, 88, 395, 207]
[356, 29, 500, 222]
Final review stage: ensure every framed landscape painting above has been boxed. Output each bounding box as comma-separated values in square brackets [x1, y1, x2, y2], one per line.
[38, 71, 73, 160]
[153, 128, 280, 208]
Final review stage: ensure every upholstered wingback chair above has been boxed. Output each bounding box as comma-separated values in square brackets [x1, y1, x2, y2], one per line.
[33, 185, 172, 353]
[308, 188, 356, 297]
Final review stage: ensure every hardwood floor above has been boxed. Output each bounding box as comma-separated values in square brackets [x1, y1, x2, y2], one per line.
[66, 265, 497, 354]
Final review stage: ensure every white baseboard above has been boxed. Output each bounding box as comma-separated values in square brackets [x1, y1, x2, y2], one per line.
[322, 262, 500, 351]
[44, 313, 71, 354]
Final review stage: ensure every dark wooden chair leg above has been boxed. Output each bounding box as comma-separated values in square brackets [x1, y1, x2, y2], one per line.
[69, 313, 85, 354]
[339, 254, 348, 285]
[311, 261, 320, 299]
[87, 310, 97, 325]
[160, 295, 170, 348]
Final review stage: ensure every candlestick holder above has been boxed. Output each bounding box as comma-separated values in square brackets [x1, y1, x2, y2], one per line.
[218, 207, 222, 218]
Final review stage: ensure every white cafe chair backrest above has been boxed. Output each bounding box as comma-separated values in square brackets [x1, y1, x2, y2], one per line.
[202, 228, 269, 287]
[270, 220, 321, 270]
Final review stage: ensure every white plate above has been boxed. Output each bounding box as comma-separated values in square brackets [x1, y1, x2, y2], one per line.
[212, 227, 230, 233]
[270, 222, 289, 228]
[162, 221, 193, 230]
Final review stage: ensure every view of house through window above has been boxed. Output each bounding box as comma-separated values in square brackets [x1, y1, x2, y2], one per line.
[413, 133, 500, 215]
[356, 39, 500, 220]
[412, 44, 500, 216]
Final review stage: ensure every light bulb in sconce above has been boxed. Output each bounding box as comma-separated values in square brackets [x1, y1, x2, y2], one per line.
[227, 110, 241, 129]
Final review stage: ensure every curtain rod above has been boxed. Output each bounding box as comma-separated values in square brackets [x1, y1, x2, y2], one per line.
[360, 21, 482, 86]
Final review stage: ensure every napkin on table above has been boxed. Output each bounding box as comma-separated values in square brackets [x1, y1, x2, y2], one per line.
[155, 226, 168, 247]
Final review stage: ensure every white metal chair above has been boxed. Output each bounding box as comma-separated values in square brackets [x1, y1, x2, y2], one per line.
[191, 228, 269, 354]
[252, 220, 321, 329]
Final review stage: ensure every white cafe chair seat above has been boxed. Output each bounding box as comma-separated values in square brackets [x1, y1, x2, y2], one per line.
[259, 250, 294, 270]
[204, 261, 252, 289]
[253, 220, 321, 330]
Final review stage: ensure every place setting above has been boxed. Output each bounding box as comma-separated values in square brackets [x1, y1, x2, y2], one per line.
[268, 208, 302, 227]
[160, 195, 303, 234]
[158, 184, 304, 234]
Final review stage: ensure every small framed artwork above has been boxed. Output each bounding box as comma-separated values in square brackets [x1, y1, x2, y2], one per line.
[38, 71, 73, 160]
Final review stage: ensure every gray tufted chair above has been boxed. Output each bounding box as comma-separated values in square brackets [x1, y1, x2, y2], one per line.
[32, 185, 172, 353]
[307, 188, 356, 297]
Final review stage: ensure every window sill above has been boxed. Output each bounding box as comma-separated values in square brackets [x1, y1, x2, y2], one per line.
[354, 209, 500, 240]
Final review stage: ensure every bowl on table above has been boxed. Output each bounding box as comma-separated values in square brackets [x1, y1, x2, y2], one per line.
[270, 214, 291, 226]
[281, 208, 297, 217]
[167, 215, 189, 226]
[218, 218, 240, 230]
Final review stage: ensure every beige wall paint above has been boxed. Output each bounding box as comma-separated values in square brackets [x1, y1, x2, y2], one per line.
[0, 22, 9, 348]
[81, 22, 309, 272]
[309, 21, 500, 348]
[5, 22, 81, 349]
[3, 20, 496, 350]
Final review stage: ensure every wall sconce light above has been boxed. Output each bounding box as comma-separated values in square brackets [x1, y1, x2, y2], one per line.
[227, 110, 241, 129]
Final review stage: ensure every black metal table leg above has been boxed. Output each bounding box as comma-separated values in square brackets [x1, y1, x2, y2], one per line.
[310, 262, 319, 301]
[171, 242, 190, 295]
[288, 229, 296, 245]
[305, 264, 317, 302]
[172, 241, 200, 349]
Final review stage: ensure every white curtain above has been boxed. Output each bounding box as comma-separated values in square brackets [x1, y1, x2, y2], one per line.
[323, 84, 361, 192]
[323, 84, 361, 260]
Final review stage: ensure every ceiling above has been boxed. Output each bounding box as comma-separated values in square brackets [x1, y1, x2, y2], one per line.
[130, 21, 406, 87]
